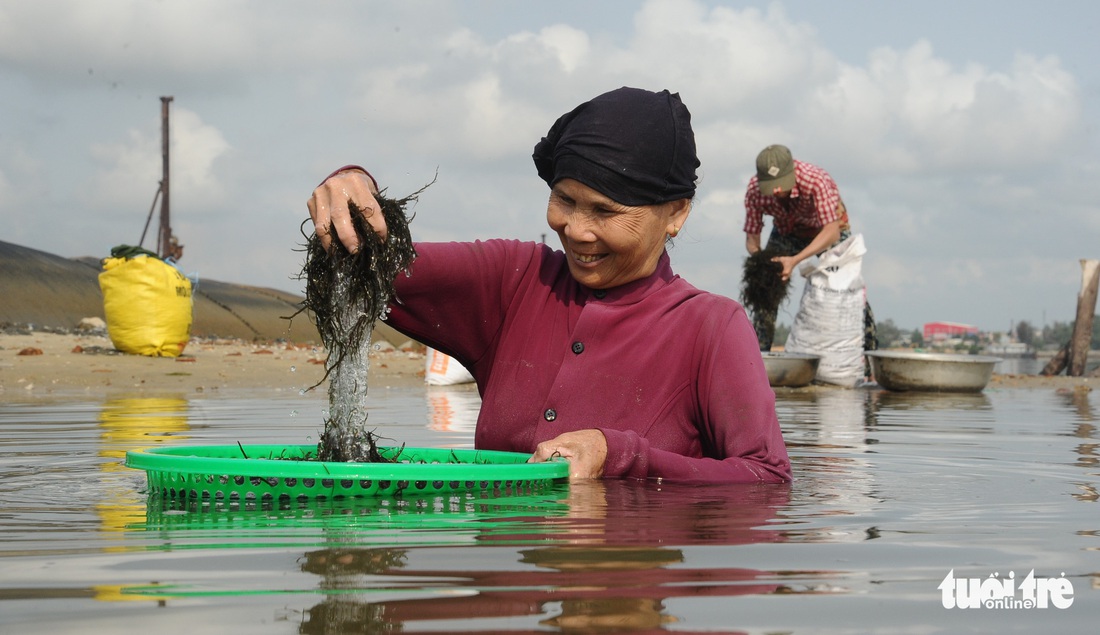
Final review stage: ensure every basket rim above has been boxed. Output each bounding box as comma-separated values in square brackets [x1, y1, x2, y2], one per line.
[125, 444, 569, 481]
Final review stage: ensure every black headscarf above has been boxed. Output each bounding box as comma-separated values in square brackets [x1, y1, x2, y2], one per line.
[532, 87, 699, 206]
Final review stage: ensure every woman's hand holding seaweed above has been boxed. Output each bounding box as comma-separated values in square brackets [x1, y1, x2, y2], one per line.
[307, 169, 388, 253]
[529, 429, 608, 479]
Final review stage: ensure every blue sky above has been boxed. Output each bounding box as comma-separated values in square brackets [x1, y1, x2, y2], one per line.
[2, 0, 1097, 333]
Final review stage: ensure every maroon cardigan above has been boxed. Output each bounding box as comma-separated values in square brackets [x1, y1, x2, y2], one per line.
[385, 239, 791, 483]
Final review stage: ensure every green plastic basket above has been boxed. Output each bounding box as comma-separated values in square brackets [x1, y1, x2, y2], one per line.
[125, 444, 569, 502]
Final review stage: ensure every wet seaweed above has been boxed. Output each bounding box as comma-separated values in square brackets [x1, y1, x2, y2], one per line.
[740, 249, 791, 320]
[299, 193, 419, 377]
[295, 188, 421, 463]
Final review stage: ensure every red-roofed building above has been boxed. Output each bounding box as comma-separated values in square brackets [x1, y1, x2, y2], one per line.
[923, 321, 979, 342]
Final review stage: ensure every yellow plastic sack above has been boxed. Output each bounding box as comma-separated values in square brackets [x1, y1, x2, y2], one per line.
[98, 255, 193, 357]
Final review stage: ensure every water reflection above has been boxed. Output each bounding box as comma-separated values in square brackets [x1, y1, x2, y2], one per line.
[5, 385, 1095, 632]
[141, 488, 571, 537]
[869, 388, 992, 412]
[295, 481, 794, 633]
[96, 395, 191, 537]
[778, 390, 883, 542]
[97, 394, 191, 469]
[426, 385, 480, 436]
[778, 389, 874, 450]
[1054, 386, 1100, 500]
[866, 388, 996, 442]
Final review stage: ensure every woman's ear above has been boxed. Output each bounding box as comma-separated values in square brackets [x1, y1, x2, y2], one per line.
[666, 198, 692, 236]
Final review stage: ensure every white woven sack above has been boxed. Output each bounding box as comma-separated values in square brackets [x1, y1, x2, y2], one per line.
[424, 347, 475, 385]
[785, 234, 867, 387]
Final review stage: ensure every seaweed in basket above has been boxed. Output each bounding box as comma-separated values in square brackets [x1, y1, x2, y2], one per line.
[296, 188, 420, 462]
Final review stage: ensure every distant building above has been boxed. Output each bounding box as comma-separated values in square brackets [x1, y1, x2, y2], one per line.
[923, 321, 979, 342]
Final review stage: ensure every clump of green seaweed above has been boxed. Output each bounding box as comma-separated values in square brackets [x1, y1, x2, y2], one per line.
[297, 189, 419, 463]
[739, 248, 791, 321]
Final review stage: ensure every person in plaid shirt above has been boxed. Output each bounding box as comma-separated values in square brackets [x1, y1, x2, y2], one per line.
[742, 144, 877, 353]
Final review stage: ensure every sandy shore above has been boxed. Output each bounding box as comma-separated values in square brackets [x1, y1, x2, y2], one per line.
[4, 331, 1097, 405]
[0, 331, 428, 402]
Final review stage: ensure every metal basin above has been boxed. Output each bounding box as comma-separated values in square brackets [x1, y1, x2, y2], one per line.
[867, 351, 1002, 393]
[763, 352, 820, 388]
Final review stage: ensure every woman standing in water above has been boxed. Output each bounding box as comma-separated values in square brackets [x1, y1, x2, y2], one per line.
[307, 87, 790, 483]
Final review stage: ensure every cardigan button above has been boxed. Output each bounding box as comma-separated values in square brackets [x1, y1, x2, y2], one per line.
[543, 408, 557, 422]
[571, 341, 584, 354]
[593, 289, 607, 299]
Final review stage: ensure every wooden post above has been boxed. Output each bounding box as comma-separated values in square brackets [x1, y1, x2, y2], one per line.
[1068, 259, 1100, 376]
[1041, 341, 1070, 376]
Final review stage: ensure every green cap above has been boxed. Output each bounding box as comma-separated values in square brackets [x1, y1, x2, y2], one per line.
[756, 144, 796, 196]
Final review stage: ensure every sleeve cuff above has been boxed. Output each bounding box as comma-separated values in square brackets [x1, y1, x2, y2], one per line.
[598, 428, 649, 479]
[322, 165, 378, 191]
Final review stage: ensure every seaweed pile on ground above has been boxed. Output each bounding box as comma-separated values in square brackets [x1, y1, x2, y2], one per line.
[297, 190, 418, 462]
[739, 249, 791, 322]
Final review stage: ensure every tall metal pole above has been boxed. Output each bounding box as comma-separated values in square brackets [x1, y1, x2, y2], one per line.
[158, 96, 173, 259]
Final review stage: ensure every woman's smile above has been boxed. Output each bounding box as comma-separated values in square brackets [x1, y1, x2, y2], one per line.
[546, 179, 689, 290]
[571, 250, 606, 265]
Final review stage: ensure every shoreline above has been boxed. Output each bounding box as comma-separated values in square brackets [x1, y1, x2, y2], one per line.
[1, 330, 428, 402]
[4, 332, 1097, 404]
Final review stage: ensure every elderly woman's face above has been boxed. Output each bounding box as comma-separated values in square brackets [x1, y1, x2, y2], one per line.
[546, 179, 690, 290]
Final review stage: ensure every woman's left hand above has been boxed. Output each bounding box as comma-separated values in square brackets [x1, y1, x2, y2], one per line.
[529, 429, 608, 479]
[307, 169, 385, 253]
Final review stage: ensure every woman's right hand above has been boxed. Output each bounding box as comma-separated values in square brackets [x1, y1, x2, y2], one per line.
[529, 429, 608, 480]
[306, 168, 388, 252]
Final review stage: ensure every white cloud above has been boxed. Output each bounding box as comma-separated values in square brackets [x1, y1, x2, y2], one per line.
[802, 41, 1082, 176]
[457, 74, 549, 160]
[496, 24, 591, 75]
[88, 108, 230, 213]
[0, 2, 256, 81]
[1, 0, 1095, 330]
[171, 110, 232, 199]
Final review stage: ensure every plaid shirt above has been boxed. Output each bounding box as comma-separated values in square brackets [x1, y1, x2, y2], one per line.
[743, 159, 843, 236]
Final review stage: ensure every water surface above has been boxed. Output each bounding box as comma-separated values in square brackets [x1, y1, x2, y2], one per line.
[1, 383, 1096, 633]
